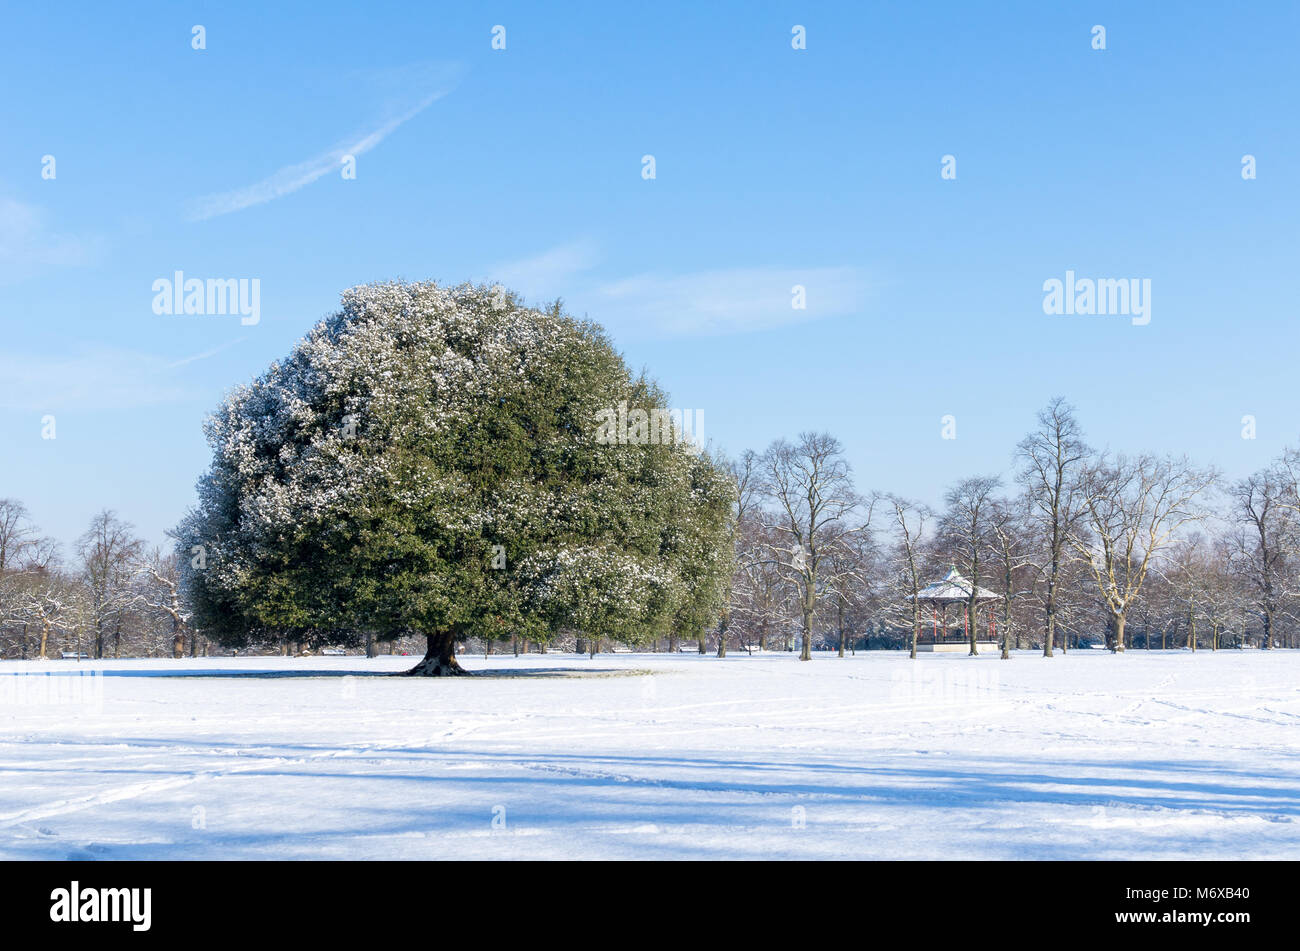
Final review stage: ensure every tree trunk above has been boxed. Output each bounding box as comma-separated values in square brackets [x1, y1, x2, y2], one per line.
[716, 613, 728, 658]
[113, 625, 121, 659]
[800, 609, 812, 661]
[365, 632, 377, 658]
[95, 620, 104, 660]
[1043, 573, 1056, 657]
[967, 599, 978, 656]
[1001, 593, 1011, 661]
[697, 635, 706, 654]
[909, 604, 920, 660]
[1114, 612, 1127, 652]
[172, 616, 184, 659]
[39, 621, 50, 660]
[406, 630, 467, 676]
[575, 636, 586, 654]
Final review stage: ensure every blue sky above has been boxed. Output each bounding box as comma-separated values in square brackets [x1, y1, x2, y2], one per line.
[2, 1, 1298, 553]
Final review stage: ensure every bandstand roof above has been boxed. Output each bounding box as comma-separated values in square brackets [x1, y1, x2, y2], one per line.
[914, 566, 1001, 604]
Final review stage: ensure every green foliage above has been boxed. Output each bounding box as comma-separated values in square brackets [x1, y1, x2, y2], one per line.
[177, 281, 734, 651]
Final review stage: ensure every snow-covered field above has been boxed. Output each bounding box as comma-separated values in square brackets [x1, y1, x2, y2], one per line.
[2, 649, 1297, 860]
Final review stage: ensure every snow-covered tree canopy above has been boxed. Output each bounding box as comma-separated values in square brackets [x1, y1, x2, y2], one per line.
[176, 281, 733, 673]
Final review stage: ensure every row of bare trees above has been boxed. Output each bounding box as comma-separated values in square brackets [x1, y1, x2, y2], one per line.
[8, 397, 1300, 660]
[0, 502, 195, 660]
[720, 399, 1300, 658]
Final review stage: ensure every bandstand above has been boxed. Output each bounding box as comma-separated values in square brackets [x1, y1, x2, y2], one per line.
[914, 566, 1002, 652]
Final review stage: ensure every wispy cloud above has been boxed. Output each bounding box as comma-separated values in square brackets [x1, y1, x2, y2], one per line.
[166, 336, 247, 369]
[0, 346, 219, 411]
[0, 197, 101, 285]
[489, 241, 870, 337]
[592, 266, 868, 336]
[490, 240, 601, 299]
[185, 73, 456, 221]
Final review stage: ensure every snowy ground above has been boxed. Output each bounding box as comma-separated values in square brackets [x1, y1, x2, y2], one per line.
[1, 648, 1297, 860]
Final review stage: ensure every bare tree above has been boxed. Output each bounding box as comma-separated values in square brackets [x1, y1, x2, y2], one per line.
[0, 500, 45, 636]
[76, 510, 144, 659]
[986, 495, 1036, 659]
[939, 475, 1001, 655]
[731, 515, 795, 653]
[1160, 534, 1220, 651]
[759, 433, 861, 661]
[0, 499, 38, 573]
[1017, 398, 1089, 658]
[823, 508, 879, 656]
[717, 450, 762, 658]
[1200, 536, 1241, 650]
[1229, 465, 1296, 650]
[1067, 454, 1217, 652]
[12, 567, 81, 660]
[887, 495, 932, 659]
[135, 548, 193, 659]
